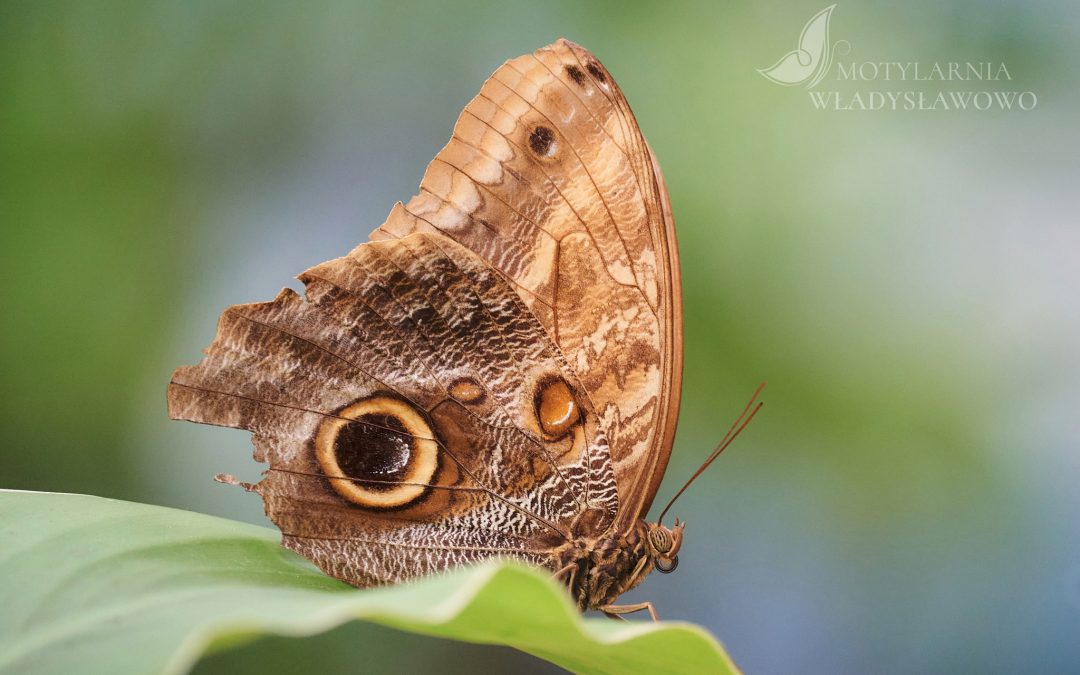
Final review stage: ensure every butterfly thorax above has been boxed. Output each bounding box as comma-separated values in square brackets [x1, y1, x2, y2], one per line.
[552, 516, 678, 609]
[554, 520, 645, 610]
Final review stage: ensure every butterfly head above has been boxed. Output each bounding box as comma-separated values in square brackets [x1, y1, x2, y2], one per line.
[645, 518, 685, 574]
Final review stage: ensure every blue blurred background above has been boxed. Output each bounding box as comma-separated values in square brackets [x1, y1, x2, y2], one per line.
[2, 1, 1078, 673]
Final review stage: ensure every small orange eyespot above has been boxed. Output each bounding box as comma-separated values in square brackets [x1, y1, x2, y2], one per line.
[536, 378, 580, 438]
[449, 378, 485, 404]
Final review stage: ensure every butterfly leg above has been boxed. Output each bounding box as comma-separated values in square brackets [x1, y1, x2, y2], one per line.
[599, 601, 659, 622]
[552, 562, 578, 592]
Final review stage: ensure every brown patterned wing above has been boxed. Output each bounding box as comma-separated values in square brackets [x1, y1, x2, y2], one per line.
[168, 39, 680, 587]
[169, 232, 621, 585]
[373, 39, 683, 528]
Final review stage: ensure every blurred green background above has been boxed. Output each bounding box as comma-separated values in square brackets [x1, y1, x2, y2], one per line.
[2, 1, 1078, 673]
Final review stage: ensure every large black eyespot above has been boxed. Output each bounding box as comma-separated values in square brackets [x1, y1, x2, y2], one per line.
[314, 396, 439, 509]
[655, 556, 679, 574]
[333, 413, 410, 492]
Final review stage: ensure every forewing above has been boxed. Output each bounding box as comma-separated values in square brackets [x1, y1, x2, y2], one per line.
[374, 39, 682, 526]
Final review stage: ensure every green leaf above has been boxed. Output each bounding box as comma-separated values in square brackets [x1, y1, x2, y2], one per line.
[0, 490, 739, 675]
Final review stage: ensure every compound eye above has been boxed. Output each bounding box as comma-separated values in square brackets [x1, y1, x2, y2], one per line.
[649, 528, 673, 554]
[655, 556, 679, 574]
[314, 396, 439, 509]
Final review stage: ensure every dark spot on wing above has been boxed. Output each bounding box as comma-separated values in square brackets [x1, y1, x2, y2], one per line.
[565, 64, 586, 85]
[528, 126, 557, 158]
[334, 413, 411, 491]
[586, 62, 606, 83]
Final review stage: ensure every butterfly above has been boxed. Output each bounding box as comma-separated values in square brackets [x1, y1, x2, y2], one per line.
[168, 39, 761, 621]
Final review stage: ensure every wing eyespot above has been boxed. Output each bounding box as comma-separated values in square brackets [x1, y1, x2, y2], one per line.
[449, 377, 486, 405]
[527, 125, 558, 159]
[565, 64, 587, 86]
[314, 395, 440, 510]
[586, 61, 607, 84]
[534, 376, 582, 439]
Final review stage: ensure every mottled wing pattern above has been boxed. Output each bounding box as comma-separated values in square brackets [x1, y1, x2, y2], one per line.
[168, 39, 680, 587]
[373, 39, 682, 525]
[169, 233, 619, 584]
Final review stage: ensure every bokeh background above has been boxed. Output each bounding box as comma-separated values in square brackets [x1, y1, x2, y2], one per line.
[3, 1, 1078, 673]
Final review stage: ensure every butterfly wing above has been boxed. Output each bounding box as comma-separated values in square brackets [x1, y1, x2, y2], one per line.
[374, 39, 682, 531]
[170, 232, 620, 583]
[168, 39, 680, 586]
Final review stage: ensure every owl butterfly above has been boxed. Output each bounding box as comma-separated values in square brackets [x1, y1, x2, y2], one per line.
[169, 39, 761, 620]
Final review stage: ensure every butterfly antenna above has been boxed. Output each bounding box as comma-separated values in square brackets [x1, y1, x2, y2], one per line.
[657, 382, 766, 525]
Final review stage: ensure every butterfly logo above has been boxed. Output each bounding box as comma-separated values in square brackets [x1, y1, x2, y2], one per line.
[758, 4, 849, 89]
